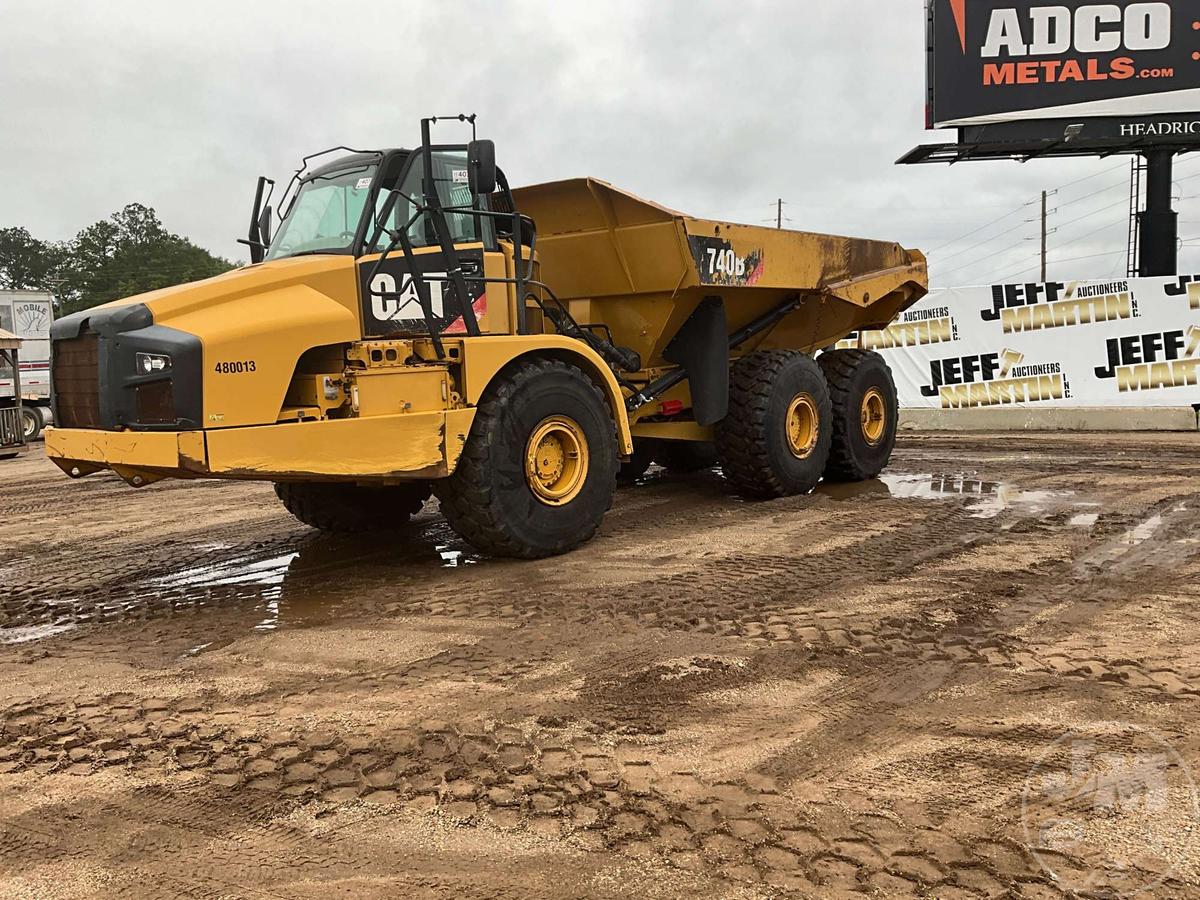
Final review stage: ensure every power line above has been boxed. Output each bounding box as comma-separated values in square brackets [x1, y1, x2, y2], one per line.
[1053, 177, 1130, 210]
[1046, 217, 1127, 253]
[995, 248, 1125, 283]
[1051, 195, 1130, 232]
[1053, 162, 1128, 192]
[925, 198, 1033, 255]
[933, 217, 1031, 265]
[935, 234, 1033, 281]
[927, 164, 1140, 259]
[946, 210, 1125, 286]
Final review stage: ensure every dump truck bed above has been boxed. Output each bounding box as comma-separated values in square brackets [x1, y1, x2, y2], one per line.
[512, 178, 927, 368]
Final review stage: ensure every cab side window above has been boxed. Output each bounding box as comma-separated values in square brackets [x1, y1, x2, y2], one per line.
[369, 150, 493, 252]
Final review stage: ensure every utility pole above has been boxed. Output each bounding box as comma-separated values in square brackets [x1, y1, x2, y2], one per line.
[1040, 190, 1048, 282]
[776, 198, 783, 229]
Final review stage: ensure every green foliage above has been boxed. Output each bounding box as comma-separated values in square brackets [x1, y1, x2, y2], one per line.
[0, 204, 236, 315]
[0, 227, 63, 292]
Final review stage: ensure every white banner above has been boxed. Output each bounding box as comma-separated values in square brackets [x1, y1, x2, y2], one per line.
[840, 275, 1200, 409]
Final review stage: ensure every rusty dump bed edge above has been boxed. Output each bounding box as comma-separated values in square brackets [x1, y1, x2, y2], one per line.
[512, 178, 928, 366]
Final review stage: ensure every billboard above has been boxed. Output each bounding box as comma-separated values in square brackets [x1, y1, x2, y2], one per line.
[839, 275, 1200, 408]
[928, 0, 1200, 127]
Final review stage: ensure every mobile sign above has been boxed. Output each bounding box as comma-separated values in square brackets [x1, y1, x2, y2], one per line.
[928, 1, 1200, 127]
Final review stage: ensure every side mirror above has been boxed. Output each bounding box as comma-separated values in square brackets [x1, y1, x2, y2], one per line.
[467, 140, 496, 195]
[239, 175, 273, 264]
[258, 204, 273, 249]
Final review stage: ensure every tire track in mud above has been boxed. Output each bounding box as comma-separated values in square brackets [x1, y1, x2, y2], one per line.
[0, 692, 1101, 895]
[7, 439, 1200, 895]
[728, 498, 1200, 797]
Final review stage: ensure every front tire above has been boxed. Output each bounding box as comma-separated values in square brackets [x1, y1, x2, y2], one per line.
[818, 349, 898, 482]
[435, 359, 618, 558]
[716, 351, 832, 499]
[274, 481, 431, 532]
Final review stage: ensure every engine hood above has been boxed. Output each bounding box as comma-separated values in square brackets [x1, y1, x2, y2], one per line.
[53, 255, 359, 338]
[50, 254, 363, 432]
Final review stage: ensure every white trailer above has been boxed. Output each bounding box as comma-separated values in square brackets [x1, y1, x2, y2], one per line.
[0, 290, 53, 441]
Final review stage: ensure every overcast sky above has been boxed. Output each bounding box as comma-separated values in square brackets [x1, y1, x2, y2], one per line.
[3, 0, 1199, 288]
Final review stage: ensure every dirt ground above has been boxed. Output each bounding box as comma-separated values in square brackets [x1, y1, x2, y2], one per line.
[4, 433, 1200, 898]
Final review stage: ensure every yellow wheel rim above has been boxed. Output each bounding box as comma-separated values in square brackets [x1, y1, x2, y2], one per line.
[525, 415, 589, 506]
[861, 387, 886, 446]
[785, 393, 819, 459]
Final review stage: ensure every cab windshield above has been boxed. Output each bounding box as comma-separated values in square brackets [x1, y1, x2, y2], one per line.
[266, 165, 376, 260]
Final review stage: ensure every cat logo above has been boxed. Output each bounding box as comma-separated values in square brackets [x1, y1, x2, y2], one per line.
[369, 272, 446, 322]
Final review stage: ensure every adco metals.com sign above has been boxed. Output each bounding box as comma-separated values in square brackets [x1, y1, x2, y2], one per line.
[928, 1, 1200, 126]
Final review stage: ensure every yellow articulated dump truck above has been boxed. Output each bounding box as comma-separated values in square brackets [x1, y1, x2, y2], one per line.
[45, 116, 927, 558]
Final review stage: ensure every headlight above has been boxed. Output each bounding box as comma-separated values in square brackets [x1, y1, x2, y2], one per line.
[135, 352, 172, 375]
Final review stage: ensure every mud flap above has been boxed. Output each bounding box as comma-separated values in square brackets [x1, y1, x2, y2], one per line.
[663, 296, 728, 426]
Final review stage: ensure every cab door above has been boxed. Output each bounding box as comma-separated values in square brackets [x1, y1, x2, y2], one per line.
[357, 148, 509, 338]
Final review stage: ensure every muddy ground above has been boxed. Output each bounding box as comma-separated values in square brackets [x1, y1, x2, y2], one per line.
[3, 433, 1200, 898]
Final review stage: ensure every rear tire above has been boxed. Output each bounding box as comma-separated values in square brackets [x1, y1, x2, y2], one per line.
[656, 440, 718, 474]
[274, 481, 431, 532]
[20, 407, 42, 442]
[818, 349, 898, 482]
[716, 351, 832, 499]
[435, 359, 617, 558]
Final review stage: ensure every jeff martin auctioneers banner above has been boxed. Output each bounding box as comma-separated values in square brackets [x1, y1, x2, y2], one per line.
[839, 275, 1200, 409]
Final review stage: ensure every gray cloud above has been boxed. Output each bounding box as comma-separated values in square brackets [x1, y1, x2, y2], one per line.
[1, 0, 1194, 288]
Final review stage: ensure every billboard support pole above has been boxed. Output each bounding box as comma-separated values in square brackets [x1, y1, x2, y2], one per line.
[1138, 149, 1178, 277]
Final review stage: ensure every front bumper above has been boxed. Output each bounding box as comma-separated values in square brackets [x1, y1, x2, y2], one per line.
[45, 407, 476, 485]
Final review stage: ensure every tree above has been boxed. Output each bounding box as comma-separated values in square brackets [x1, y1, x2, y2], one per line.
[0, 205, 236, 315]
[0, 227, 62, 291]
[55, 204, 236, 315]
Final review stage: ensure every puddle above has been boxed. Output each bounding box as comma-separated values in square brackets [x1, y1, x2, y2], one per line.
[1069, 512, 1100, 528]
[253, 597, 283, 632]
[815, 480, 893, 501]
[879, 474, 1075, 519]
[436, 544, 477, 567]
[631, 463, 725, 487]
[152, 551, 300, 590]
[7, 521, 484, 646]
[194, 541, 234, 552]
[1082, 504, 1191, 570]
[0, 623, 76, 645]
[820, 473, 1100, 522]
[1121, 513, 1164, 546]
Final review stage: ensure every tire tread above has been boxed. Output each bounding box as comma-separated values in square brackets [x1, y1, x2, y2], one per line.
[435, 358, 616, 558]
[819, 348, 897, 481]
[275, 482, 429, 532]
[717, 350, 830, 498]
